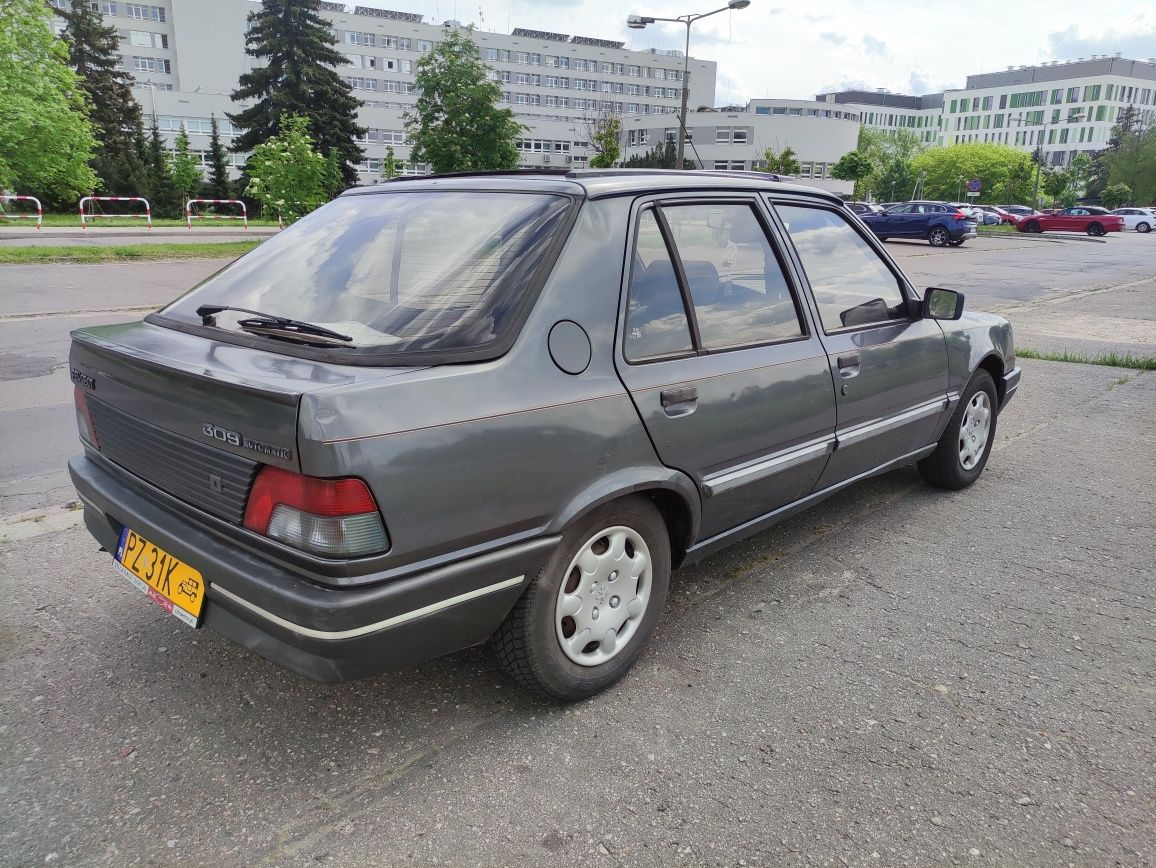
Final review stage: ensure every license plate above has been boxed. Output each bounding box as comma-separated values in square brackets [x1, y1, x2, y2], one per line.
[115, 528, 207, 627]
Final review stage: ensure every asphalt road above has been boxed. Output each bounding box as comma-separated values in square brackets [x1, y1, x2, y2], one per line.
[0, 232, 1154, 866]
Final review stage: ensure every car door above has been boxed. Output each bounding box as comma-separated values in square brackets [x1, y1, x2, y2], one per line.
[770, 200, 951, 490]
[889, 204, 922, 237]
[614, 197, 837, 539]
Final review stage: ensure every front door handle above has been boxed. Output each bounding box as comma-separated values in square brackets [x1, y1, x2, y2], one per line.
[837, 352, 861, 378]
[660, 385, 698, 416]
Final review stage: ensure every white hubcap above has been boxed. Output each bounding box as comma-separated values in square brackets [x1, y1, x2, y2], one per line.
[555, 526, 652, 667]
[958, 392, 992, 470]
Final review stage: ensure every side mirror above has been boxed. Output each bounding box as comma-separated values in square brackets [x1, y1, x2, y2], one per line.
[920, 288, 966, 323]
[922, 287, 964, 320]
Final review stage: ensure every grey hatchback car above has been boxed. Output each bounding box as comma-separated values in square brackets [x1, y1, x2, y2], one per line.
[69, 170, 1020, 700]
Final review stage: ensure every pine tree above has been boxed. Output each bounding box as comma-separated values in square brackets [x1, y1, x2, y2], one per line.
[229, 0, 365, 187]
[60, 0, 142, 193]
[170, 124, 203, 205]
[146, 119, 178, 217]
[206, 114, 232, 199]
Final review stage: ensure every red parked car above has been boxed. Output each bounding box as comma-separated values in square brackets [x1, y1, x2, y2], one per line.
[1017, 207, 1125, 237]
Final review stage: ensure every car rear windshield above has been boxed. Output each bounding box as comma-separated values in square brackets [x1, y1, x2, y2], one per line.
[158, 191, 573, 362]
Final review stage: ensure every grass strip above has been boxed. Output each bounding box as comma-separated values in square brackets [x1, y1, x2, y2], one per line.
[1, 213, 280, 229]
[0, 241, 261, 264]
[1017, 347, 1156, 370]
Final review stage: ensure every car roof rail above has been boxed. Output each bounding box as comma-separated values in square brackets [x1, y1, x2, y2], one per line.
[568, 168, 794, 183]
[378, 168, 575, 182]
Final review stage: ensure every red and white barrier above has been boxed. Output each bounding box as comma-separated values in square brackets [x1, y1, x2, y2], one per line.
[0, 195, 43, 230]
[186, 198, 248, 229]
[79, 196, 152, 230]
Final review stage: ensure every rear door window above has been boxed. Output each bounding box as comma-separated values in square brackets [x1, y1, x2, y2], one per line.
[776, 204, 909, 332]
[624, 211, 694, 362]
[660, 203, 805, 350]
[159, 191, 572, 361]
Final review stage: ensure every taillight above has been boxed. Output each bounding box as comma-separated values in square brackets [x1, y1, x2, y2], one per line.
[952, 211, 967, 220]
[74, 386, 98, 448]
[243, 467, 388, 557]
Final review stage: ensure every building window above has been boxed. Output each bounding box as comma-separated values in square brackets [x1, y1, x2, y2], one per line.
[125, 3, 164, 21]
[132, 55, 170, 73]
[101, 1, 117, 14]
[416, 39, 433, 53]
[345, 31, 375, 46]
[129, 30, 167, 48]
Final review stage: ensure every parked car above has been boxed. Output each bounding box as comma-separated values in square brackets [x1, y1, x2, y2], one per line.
[949, 203, 1000, 225]
[68, 170, 1020, 700]
[1016, 206, 1126, 236]
[847, 201, 885, 215]
[998, 205, 1036, 218]
[975, 205, 1016, 225]
[860, 200, 978, 246]
[1110, 207, 1154, 233]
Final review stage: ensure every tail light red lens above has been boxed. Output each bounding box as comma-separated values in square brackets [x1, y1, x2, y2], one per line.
[243, 467, 388, 557]
[952, 211, 967, 220]
[74, 386, 99, 448]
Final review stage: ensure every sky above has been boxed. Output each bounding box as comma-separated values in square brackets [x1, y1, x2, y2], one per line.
[353, 0, 1156, 102]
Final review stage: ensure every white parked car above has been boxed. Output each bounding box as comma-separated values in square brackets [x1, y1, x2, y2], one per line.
[1110, 208, 1154, 233]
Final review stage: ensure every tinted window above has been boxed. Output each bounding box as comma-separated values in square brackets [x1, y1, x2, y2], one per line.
[161, 192, 571, 359]
[661, 203, 804, 350]
[777, 205, 907, 332]
[624, 211, 693, 362]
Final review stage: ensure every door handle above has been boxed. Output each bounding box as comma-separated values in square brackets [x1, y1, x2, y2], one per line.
[836, 353, 861, 378]
[660, 385, 698, 415]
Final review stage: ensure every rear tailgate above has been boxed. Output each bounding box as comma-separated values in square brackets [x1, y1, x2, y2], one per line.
[70, 320, 409, 525]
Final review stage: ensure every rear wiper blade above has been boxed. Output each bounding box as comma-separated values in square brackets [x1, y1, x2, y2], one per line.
[195, 304, 352, 343]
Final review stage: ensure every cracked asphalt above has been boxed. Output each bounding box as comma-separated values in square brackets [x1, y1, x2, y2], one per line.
[1, 233, 1154, 866]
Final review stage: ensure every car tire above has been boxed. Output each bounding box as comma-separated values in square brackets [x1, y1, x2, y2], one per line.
[918, 369, 998, 491]
[1137, 222, 1151, 233]
[492, 496, 671, 701]
[928, 226, 950, 247]
[1087, 222, 1105, 237]
[1024, 220, 1041, 233]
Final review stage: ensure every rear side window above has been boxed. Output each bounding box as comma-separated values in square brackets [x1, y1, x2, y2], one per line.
[159, 191, 571, 361]
[776, 205, 907, 332]
[661, 203, 804, 350]
[624, 211, 694, 362]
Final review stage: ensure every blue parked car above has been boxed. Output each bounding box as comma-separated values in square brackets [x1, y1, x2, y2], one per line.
[860, 201, 978, 247]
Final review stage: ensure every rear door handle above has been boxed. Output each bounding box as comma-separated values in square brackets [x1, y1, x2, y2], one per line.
[660, 385, 698, 416]
[837, 353, 861, 378]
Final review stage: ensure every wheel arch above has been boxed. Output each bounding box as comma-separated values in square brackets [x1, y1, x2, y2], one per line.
[975, 352, 1007, 404]
[546, 469, 701, 569]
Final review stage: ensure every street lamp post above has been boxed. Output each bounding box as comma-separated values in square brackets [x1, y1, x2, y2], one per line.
[627, 0, 750, 170]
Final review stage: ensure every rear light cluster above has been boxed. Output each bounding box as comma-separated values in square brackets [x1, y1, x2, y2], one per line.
[243, 467, 389, 557]
[74, 387, 99, 448]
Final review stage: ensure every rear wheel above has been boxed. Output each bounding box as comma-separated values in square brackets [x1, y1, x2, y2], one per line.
[1137, 222, 1151, 233]
[919, 370, 998, 490]
[1087, 222, 1105, 237]
[492, 496, 671, 701]
[928, 226, 950, 247]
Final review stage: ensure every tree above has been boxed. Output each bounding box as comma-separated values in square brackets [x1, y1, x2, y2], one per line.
[1041, 168, 1069, 207]
[586, 113, 622, 169]
[1065, 153, 1094, 202]
[405, 27, 524, 174]
[1101, 125, 1156, 205]
[855, 128, 926, 202]
[206, 114, 232, 199]
[1101, 182, 1132, 210]
[0, 0, 97, 202]
[909, 143, 1035, 204]
[761, 146, 801, 176]
[59, 0, 142, 194]
[830, 150, 873, 197]
[245, 114, 331, 223]
[229, 0, 365, 187]
[145, 119, 179, 217]
[170, 125, 203, 205]
[382, 146, 403, 180]
[621, 140, 693, 169]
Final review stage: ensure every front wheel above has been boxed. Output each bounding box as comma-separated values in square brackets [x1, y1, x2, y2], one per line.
[1024, 220, 1042, 233]
[1087, 222, 1105, 237]
[928, 226, 950, 247]
[492, 496, 671, 701]
[919, 370, 998, 490]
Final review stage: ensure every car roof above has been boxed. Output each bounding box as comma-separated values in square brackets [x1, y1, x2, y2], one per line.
[343, 169, 843, 205]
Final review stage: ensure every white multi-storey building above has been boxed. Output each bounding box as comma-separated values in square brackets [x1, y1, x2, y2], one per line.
[49, 0, 716, 180]
[813, 90, 944, 145]
[622, 99, 861, 195]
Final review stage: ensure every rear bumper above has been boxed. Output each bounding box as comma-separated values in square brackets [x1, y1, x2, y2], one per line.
[1001, 366, 1021, 410]
[69, 454, 557, 682]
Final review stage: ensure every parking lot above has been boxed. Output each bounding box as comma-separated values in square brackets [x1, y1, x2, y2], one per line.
[1, 233, 1153, 865]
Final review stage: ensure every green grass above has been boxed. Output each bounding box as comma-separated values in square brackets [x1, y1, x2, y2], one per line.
[1017, 347, 1156, 370]
[978, 223, 1018, 234]
[0, 240, 262, 264]
[0, 211, 279, 228]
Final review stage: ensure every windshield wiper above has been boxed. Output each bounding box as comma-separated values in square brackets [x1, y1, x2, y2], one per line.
[195, 304, 353, 344]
